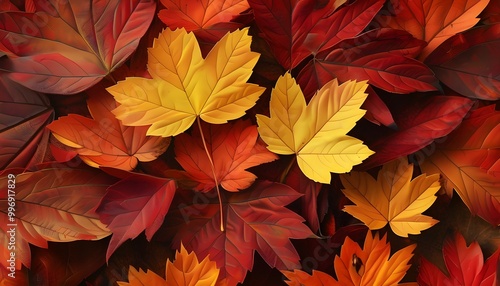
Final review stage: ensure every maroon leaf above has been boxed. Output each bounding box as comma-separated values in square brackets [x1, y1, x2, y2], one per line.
[362, 86, 396, 127]
[360, 96, 474, 169]
[285, 162, 322, 233]
[97, 173, 176, 260]
[248, 0, 384, 69]
[297, 28, 438, 97]
[0, 75, 53, 169]
[426, 23, 500, 100]
[166, 181, 314, 285]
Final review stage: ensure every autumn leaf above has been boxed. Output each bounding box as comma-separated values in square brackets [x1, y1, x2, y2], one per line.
[361, 95, 474, 169]
[166, 181, 314, 285]
[420, 105, 500, 225]
[96, 173, 176, 260]
[248, 0, 384, 69]
[175, 120, 277, 192]
[418, 232, 500, 286]
[0, 75, 53, 169]
[285, 162, 323, 233]
[380, 0, 490, 60]
[0, 0, 156, 94]
[47, 82, 170, 171]
[0, 167, 116, 269]
[362, 86, 396, 128]
[108, 27, 264, 137]
[283, 231, 417, 286]
[425, 23, 500, 100]
[117, 243, 219, 286]
[297, 28, 439, 97]
[341, 157, 441, 237]
[117, 267, 167, 286]
[158, 0, 250, 42]
[256, 72, 373, 183]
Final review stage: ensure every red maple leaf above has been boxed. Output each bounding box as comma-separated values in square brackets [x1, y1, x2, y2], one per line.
[165, 181, 314, 285]
[175, 120, 277, 192]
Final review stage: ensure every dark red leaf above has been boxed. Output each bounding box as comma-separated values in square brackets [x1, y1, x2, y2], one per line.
[249, 0, 384, 69]
[97, 173, 176, 260]
[166, 181, 314, 285]
[362, 86, 396, 128]
[360, 96, 474, 169]
[426, 23, 500, 100]
[297, 28, 439, 97]
[0, 76, 53, 170]
[285, 162, 322, 233]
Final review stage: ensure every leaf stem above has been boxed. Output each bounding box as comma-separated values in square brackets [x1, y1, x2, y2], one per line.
[279, 156, 297, 183]
[196, 117, 225, 232]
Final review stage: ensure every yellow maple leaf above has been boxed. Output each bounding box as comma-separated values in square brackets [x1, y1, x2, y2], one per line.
[107, 28, 265, 137]
[283, 231, 417, 286]
[340, 157, 441, 237]
[117, 244, 219, 286]
[256, 72, 374, 183]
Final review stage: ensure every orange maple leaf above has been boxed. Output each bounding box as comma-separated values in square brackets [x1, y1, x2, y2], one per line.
[47, 82, 170, 171]
[117, 244, 219, 286]
[283, 231, 417, 286]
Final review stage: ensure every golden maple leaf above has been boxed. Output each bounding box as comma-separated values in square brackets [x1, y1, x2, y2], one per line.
[117, 244, 219, 286]
[107, 28, 265, 137]
[283, 231, 417, 286]
[340, 157, 441, 237]
[256, 72, 373, 183]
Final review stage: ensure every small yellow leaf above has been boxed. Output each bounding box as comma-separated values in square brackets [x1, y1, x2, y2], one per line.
[108, 28, 265, 137]
[257, 72, 373, 183]
[340, 157, 441, 237]
[166, 243, 220, 286]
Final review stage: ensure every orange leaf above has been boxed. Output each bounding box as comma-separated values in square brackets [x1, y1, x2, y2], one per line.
[420, 105, 500, 225]
[117, 244, 219, 286]
[47, 82, 170, 171]
[380, 0, 490, 60]
[158, 0, 249, 42]
[117, 267, 167, 286]
[283, 231, 416, 285]
[166, 244, 220, 286]
[175, 120, 278, 192]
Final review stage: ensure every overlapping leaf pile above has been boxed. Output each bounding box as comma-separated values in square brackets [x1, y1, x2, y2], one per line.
[0, 0, 499, 285]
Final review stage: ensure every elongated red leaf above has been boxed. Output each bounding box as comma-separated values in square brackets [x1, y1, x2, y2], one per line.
[0, 167, 116, 270]
[0, 0, 156, 94]
[249, 0, 384, 69]
[297, 28, 438, 97]
[362, 86, 396, 127]
[418, 232, 499, 286]
[96, 173, 176, 260]
[420, 105, 500, 225]
[175, 120, 277, 192]
[285, 162, 322, 233]
[426, 23, 500, 100]
[166, 181, 314, 286]
[0, 76, 53, 169]
[158, 0, 250, 42]
[361, 96, 473, 169]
